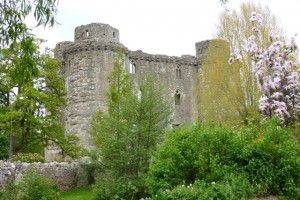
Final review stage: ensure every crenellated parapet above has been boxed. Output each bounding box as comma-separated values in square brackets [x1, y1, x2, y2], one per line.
[55, 40, 129, 65]
[129, 50, 200, 67]
[74, 23, 119, 43]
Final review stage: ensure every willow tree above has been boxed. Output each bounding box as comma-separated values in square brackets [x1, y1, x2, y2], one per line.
[202, 2, 286, 125]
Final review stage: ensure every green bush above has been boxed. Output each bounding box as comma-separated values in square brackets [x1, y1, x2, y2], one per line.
[146, 123, 237, 193]
[18, 169, 61, 200]
[0, 178, 19, 200]
[92, 175, 142, 200]
[0, 133, 9, 160]
[145, 174, 256, 200]
[12, 153, 45, 163]
[0, 169, 61, 200]
[146, 118, 300, 198]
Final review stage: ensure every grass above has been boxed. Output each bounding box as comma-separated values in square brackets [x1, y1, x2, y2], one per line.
[61, 186, 93, 200]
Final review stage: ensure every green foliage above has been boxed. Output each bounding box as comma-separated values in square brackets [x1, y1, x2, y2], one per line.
[11, 153, 45, 163]
[0, 178, 19, 200]
[0, 0, 58, 81]
[93, 175, 141, 200]
[146, 118, 300, 198]
[145, 175, 256, 200]
[18, 169, 61, 200]
[0, 169, 61, 200]
[0, 133, 9, 159]
[198, 40, 247, 127]
[0, 43, 81, 158]
[90, 50, 172, 199]
[80, 151, 103, 184]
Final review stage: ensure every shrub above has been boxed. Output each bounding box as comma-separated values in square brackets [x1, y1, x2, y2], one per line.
[93, 175, 140, 200]
[146, 123, 237, 193]
[18, 169, 61, 200]
[145, 174, 256, 200]
[146, 118, 300, 198]
[0, 178, 19, 200]
[0, 169, 61, 200]
[12, 153, 45, 163]
[0, 133, 9, 160]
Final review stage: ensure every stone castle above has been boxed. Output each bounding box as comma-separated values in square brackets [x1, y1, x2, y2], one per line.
[53, 23, 227, 150]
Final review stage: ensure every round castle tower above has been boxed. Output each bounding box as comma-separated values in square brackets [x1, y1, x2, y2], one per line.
[54, 23, 128, 150]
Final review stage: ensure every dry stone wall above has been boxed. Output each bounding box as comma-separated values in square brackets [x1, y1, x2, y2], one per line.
[0, 161, 88, 191]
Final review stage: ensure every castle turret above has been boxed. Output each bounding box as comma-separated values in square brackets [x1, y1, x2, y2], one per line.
[54, 23, 127, 151]
[74, 23, 119, 43]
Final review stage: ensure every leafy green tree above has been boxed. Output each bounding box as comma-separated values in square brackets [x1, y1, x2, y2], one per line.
[0, 0, 58, 82]
[0, 40, 80, 158]
[91, 51, 172, 199]
[0, 133, 9, 159]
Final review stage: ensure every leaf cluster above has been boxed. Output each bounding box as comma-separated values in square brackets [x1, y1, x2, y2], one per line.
[0, 40, 80, 158]
[146, 118, 300, 198]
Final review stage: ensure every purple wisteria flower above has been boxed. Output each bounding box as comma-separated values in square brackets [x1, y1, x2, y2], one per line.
[243, 12, 300, 125]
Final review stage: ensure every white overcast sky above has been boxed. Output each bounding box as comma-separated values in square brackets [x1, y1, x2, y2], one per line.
[30, 0, 300, 57]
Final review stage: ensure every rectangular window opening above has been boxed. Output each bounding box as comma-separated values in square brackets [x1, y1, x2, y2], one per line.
[175, 94, 180, 105]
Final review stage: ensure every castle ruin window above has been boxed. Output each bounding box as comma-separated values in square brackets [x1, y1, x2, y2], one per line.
[172, 124, 180, 128]
[113, 32, 116, 38]
[86, 30, 89, 37]
[130, 62, 137, 74]
[176, 66, 182, 79]
[175, 90, 181, 105]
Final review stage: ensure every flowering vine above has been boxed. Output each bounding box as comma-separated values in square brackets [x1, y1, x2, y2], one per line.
[231, 12, 300, 125]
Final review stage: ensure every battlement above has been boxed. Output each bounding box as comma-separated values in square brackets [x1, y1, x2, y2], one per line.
[74, 23, 119, 43]
[129, 50, 199, 66]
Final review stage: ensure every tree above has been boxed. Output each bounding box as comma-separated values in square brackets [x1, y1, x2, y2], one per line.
[203, 2, 286, 125]
[0, 40, 80, 158]
[91, 51, 172, 199]
[198, 40, 246, 126]
[0, 0, 58, 82]
[246, 12, 300, 126]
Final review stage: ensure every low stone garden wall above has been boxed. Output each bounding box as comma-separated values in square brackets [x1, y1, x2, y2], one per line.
[0, 161, 88, 191]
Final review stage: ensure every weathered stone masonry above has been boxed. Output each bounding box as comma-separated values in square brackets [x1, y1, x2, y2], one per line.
[54, 22, 227, 150]
[0, 161, 87, 191]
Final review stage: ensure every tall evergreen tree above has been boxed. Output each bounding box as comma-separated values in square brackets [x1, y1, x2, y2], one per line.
[91, 51, 172, 199]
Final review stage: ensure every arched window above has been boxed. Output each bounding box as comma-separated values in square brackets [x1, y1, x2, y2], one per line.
[175, 90, 181, 105]
[176, 66, 182, 79]
[130, 62, 137, 74]
[86, 30, 89, 37]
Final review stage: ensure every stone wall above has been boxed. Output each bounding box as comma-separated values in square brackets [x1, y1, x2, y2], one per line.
[0, 161, 88, 191]
[128, 50, 200, 125]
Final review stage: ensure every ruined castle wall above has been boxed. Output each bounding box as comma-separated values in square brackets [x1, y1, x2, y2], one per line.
[0, 161, 88, 191]
[53, 22, 228, 152]
[129, 51, 200, 125]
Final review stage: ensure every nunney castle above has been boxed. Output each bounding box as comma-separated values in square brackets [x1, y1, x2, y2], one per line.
[52, 23, 227, 154]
